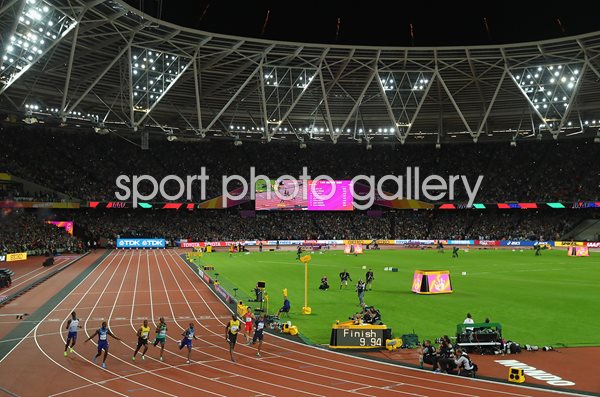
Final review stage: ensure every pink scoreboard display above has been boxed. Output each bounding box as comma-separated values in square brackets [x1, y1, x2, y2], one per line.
[568, 246, 589, 256]
[411, 270, 453, 294]
[255, 179, 353, 211]
[307, 180, 353, 211]
[46, 220, 74, 235]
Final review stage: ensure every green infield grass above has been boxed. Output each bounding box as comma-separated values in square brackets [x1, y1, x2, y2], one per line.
[191, 248, 600, 347]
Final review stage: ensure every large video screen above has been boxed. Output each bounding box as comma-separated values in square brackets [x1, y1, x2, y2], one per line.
[254, 179, 308, 211]
[46, 220, 74, 235]
[307, 180, 353, 211]
[255, 179, 353, 211]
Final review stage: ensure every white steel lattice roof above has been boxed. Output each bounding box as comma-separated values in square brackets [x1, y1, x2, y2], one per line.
[2, 0, 600, 145]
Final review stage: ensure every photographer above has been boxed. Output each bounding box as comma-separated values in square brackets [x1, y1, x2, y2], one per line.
[452, 348, 477, 377]
[356, 279, 366, 306]
[351, 313, 362, 325]
[318, 275, 329, 290]
[349, 304, 369, 324]
[437, 336, 457, 373]
[419, 340, 439, 371]
[365, 306, 381, 325]
[362, 308, 373, 324]
[253, 284, 263, 302]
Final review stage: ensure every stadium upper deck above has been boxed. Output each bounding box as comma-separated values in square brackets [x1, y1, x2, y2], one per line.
[2, 0, 600, 146]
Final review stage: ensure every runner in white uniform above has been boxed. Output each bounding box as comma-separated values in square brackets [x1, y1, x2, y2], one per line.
[64, 311, 82, 357]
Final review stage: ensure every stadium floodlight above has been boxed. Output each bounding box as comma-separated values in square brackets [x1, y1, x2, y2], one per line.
[378, 71, 432, 129]
[1, 1, 76, 94]
[131, 47, 190, 125]
[510, 63, 583, 124]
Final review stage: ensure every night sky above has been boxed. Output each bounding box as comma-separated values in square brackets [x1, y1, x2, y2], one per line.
[124, 1, 600, 47]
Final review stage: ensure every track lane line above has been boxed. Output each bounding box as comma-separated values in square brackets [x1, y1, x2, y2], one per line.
[31, 251, 130, 396]
[162, 249, 400, 396]
[52, 250, 175, 396]
[149, 250, 276, 396]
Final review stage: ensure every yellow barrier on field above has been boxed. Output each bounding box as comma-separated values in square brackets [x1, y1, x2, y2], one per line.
[385, 338, 403, 351]
[282, 322, 299, 335]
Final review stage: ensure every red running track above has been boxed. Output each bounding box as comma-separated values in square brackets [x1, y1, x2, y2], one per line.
[0, 255, 76, 296]
[0, 250, 588, 396]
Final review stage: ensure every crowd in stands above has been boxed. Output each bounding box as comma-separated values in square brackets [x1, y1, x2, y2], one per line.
[1, 125, 599, 203]
[420, 210, 576, 241]
[0, 210, 83, 254]
[54, 208, 584, 243]
[1, 125, 597, 251]
[0, 207, 591, 254]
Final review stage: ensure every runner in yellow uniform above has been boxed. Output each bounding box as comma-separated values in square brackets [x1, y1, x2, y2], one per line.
[225, 314, 241, 362]
[132, 319, 151, 361]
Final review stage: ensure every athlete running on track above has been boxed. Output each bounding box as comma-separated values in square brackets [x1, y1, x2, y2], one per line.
[226, 314, 241, 362]
[179, 322, 199, 364]
[253, 314, 266, 357]
[64, 311, 82, 357]
[243, 307, 255, 343]
[132, 319, 151, 361]
[84, 321, 120, 369]
[152, 316, 168, 361]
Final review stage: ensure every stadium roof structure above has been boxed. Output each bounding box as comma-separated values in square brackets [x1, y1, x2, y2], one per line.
[2, 0, 600, 146]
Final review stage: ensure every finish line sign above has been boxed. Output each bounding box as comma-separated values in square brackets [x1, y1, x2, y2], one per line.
[117, 238, 165, 249]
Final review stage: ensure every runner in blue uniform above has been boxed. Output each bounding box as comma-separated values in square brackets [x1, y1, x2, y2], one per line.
[179, 322, 199, 364]
[84, 321, 120, 369]
[252, 314, 266, 357]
